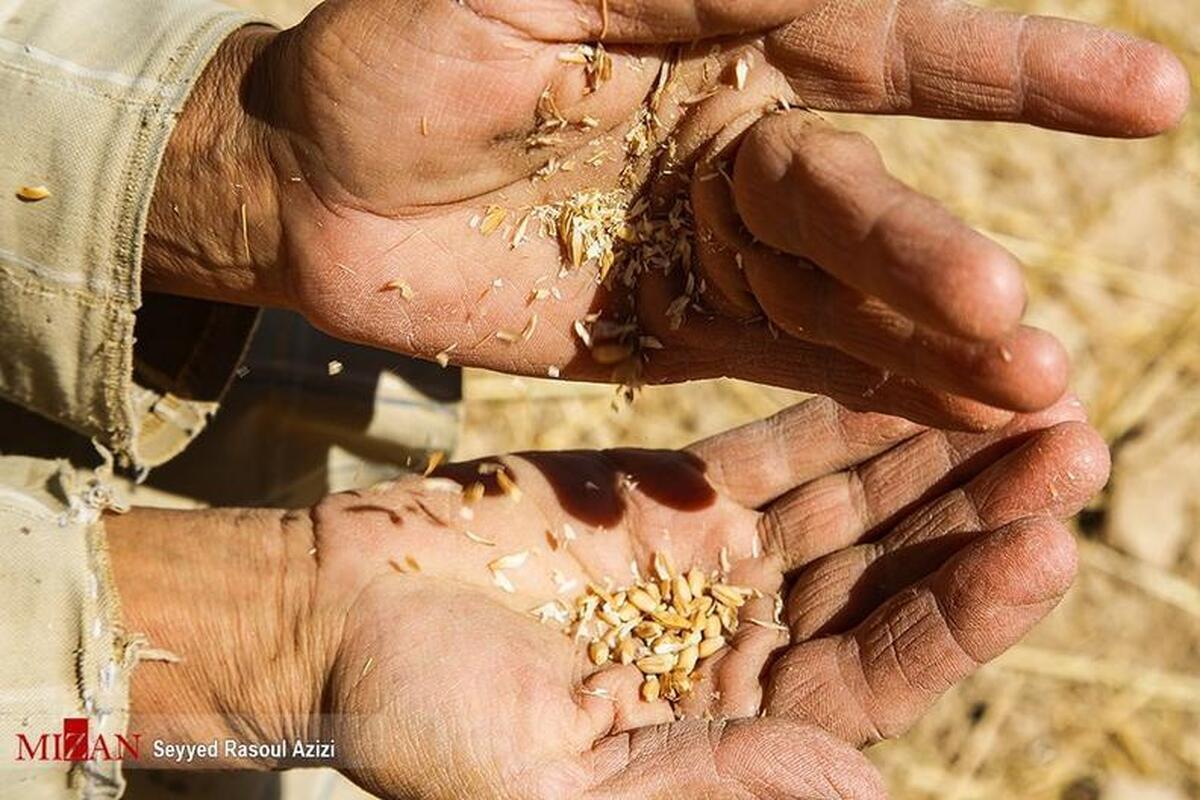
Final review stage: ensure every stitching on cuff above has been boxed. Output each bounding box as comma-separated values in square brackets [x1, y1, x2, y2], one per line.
[105, 10, 256, 469]
[78, 494, 134, 797]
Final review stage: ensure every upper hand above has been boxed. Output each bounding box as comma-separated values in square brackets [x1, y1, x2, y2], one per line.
[146, 0, 1188, 430]
[305, 395, 1109, 797]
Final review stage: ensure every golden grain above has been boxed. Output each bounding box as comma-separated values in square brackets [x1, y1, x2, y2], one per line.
[636, 653, 677, 675]
[651, 609, 692, 630]
[589, 640, 611, 666]
[563, 551, 765, 709]
[698, 636, 725, 659]
[16, 185, 50, 202]
[711, 583, 747, 609]
[423, 450, 445, 476]
[463, 481, 486, 504]
[480, 205, 507, 236]
[495, 468, 522, 502]
[628, 587, 658, 613]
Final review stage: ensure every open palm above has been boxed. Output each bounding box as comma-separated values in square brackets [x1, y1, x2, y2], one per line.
[306, 396, 1108, 798]
[228, 0, 1187, 430]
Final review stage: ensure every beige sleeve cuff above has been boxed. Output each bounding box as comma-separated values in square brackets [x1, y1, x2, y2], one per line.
[0, 0, 260, 470]
[0, 457, 134, 799]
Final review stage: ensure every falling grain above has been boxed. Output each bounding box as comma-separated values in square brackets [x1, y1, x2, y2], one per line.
[422, 451, 445, 476]
[495, 468, 523, 502]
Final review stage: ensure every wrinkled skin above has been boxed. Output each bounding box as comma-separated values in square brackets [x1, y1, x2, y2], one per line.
[306, 396, 1109, 797]
[150, 0, 1188, 430]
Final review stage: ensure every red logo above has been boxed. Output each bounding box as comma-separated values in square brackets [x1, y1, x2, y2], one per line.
[15, 718, 140, 762]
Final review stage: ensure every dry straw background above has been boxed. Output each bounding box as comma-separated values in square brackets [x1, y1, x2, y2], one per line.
[233, 0, 1199, 797]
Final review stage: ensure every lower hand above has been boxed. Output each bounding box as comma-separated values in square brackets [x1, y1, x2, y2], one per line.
[109, 395, 1110, 796]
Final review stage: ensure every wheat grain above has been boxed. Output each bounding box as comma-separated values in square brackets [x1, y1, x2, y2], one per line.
[636, 653, 677, 674]
[16, 185, 50, 202]
[480, 205, 507, 236]
[495, 468, 522, 502]
[463, 481, 485, 504]
[697, 636, 726, 659]
[562, 550, 770, 709]
[589, 640, 611, 666]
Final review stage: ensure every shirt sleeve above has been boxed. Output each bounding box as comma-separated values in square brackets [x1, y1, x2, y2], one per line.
[0, 0, 261, 470]
[0, 457, 133, 799]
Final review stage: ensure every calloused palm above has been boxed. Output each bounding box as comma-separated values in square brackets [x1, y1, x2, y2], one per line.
[213, 0, 1188, 430]
[305, 396, 1109, 797]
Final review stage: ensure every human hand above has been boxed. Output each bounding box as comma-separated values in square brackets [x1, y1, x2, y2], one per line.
[145, 0, 1188, 430]
[110, 396, 1108, 795]
[295, 395, 1108, 797]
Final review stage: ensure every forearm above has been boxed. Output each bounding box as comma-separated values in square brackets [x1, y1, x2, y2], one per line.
[105, 506, 328, 768]
[143, 25, 289, 309]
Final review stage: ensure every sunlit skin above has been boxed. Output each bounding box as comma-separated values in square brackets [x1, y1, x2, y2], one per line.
[127, 2, 1166, 792]
[114, 396, 1110, 797]
[145, 0, 1188, 431]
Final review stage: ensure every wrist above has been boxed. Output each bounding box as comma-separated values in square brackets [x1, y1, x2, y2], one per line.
[144, 25, 293, 309]
[105, 506, 330, 769]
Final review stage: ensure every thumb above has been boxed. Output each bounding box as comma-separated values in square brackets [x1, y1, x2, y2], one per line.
[583, 717, 887, 799]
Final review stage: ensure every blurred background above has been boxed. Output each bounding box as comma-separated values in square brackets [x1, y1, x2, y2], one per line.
[229, 0, 1200, 797]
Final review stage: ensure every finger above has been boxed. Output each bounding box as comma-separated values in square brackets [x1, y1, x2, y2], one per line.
[638, 272, 1015, 431]
[697, 131, 1063, 399]
[480, 0, 825, 44]
[786, 420, 1109, 639]
[758, 395, 1088, 572]
[579, 664, 675, 734]
[688, 395, 923, 509]
[584, 717, 886, 799]
[739, 246, 1069, 411]
[733, 113, 1027, 340]
[765, 0, 1190, 137]
[766, 516, 1076, 746]
[734, 112, 1027, 338]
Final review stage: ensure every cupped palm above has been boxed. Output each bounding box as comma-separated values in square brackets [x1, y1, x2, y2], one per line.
[307, 397, 1109, 798]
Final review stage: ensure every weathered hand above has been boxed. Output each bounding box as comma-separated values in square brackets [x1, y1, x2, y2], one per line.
[305, 395, 1109, 797]
[146, 0, 1188, 430]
